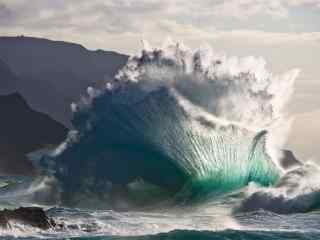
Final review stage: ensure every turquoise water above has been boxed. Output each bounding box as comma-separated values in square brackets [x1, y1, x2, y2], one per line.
[47, 87, 280, 207]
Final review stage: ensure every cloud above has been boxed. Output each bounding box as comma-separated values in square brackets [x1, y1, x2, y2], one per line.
[0, 0, 319, 53]
[200, 0, 320, 19]
[214, 30, 320, 44]
[1, 0, 320, 32]
[0, 0, 170, 33]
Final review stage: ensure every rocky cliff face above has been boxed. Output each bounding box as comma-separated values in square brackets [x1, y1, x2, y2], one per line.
[0, 36, 129, 175]
[0, 36, 128, 126]
[0, 93, 67, 175]
[280, 149, 301, 169]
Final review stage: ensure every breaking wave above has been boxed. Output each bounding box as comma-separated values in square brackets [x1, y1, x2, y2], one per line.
[40, 41, 299, 208]
[238, 163, 320, 214]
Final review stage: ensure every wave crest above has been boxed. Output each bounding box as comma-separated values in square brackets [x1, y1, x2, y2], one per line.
[42, 41, 298, 208]
[239, 163, 320, 214]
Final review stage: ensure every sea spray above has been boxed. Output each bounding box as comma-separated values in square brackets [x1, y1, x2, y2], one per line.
[238, 162, 320, 214]
[42, 41, 299, 207]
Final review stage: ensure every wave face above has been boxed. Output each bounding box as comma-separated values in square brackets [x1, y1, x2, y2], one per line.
[44, 42, 299, 207]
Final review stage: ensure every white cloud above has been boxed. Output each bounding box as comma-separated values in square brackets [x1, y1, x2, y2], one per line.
[1, 0, 320, 33]
[0, 0, 319, 56]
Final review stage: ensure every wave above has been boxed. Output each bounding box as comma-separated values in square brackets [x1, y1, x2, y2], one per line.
[238, 163, 320, 214]
[39, 41, 299, 208]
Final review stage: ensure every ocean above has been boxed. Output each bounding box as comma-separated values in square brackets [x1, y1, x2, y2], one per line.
[1, 42, 319, 240]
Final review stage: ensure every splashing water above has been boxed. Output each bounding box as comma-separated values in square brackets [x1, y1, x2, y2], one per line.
[238, 162, 320, 214]
[37, 41, 300, 208]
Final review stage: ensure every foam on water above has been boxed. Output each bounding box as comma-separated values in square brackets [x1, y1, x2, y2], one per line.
[238, 162, 320, 214]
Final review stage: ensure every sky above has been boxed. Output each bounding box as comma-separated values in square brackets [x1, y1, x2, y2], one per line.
[0, 0, 319, 160]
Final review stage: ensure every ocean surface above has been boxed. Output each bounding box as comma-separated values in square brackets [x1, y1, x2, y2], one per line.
[1, 201, 320, 239]
[1, 42, 319, 239]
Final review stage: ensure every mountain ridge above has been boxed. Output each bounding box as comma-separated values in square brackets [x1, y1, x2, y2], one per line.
[0, 35, 129, 126]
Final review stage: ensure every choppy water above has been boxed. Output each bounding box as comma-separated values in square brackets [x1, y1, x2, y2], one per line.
[1, 201, 320, 239]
